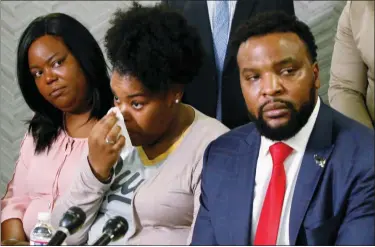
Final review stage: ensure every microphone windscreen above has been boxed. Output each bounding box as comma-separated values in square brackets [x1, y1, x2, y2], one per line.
[59, 206, 86, 234]
[103, 216, 129, 241]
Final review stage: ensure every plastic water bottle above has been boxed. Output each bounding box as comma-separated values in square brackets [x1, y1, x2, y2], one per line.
[29, 212, 55, 246]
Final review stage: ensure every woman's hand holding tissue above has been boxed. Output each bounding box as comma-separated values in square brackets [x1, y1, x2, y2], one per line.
[88, 111, 126, 181]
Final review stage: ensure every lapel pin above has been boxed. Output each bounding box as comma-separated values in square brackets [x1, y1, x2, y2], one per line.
[314, 154, 326, 168]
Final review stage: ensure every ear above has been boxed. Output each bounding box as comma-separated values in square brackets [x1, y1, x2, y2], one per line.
[167, 84, 184, 107]
[312, 62, 320, 89]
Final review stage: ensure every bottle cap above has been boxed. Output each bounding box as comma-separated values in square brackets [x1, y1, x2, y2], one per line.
[37, 212, 51, 222]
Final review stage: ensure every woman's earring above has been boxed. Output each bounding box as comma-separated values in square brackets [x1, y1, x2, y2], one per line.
[175, 99, 179, 104]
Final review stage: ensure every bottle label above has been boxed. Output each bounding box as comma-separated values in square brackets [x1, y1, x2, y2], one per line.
[30, 240, 49, 246]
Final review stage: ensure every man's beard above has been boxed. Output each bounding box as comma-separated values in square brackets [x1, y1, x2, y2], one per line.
[248, 87, 316, 141]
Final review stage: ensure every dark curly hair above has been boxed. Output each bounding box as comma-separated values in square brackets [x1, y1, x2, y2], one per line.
[231, 11, 318, 63]
[17, 13, 112, 153]
[104, 1, 204, 93]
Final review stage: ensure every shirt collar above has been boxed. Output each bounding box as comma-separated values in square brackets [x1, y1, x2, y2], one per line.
[260, 97, 321, 156]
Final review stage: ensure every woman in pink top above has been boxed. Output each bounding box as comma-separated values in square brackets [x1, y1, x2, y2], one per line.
[1, 13, 113, 245]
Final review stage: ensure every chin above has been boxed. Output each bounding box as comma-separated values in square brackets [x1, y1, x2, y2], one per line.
[131, 140, 142, 147]
[265, 117, 290, 129]
[128, 134, 146, 147]
[52, 99, 76, 112]
[260, 118, 304, 141]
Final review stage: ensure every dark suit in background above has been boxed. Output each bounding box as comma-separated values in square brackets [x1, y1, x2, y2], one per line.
[162, 0, 295, 129]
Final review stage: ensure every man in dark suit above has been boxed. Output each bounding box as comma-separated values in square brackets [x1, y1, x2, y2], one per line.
[191, 11, 375, 245]
[162, 0, 295, 129]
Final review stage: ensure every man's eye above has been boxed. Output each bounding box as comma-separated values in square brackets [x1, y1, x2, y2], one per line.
[281, 68, 296, 76]
[245, 75, 260, 81]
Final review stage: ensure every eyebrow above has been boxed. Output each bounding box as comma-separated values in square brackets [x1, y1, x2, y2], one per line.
[275, 57, 297, 66]
[127, 92, 147, 98]
[241, 57, 297, 73]
[29, 52, 60, 69]
[111, 88, 147, 99]
[242, 68, 255, 73]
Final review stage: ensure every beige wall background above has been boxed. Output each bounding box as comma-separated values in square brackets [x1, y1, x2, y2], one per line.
[0, 1, 346, 196]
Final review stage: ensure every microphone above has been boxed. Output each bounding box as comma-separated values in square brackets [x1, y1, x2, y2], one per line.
[47, 206, 86, 246]
[92, 216, 129, 246]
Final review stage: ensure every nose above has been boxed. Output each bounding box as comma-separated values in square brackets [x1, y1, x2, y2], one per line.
[261, 73, 283, 97]
[117, 103, 131, 122]
[44, 68, 57, 85]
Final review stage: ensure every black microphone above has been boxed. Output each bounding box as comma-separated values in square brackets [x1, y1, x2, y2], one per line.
[47, 206, 86, 246]
[92, 216, 129, 246]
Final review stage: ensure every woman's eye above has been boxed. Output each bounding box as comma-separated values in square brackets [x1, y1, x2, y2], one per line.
[34, 71, 43, 78]
[52, 59, 63, 68]
[131, 102, 144, 110]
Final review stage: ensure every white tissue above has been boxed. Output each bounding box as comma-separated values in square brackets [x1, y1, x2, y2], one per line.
[106, 107, 134, 158]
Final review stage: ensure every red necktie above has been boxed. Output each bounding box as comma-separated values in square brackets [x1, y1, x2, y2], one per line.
[254, 142, 293, 245]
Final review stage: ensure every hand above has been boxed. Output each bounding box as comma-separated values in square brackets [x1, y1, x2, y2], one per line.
[88, 112, 126, 181]
[1, 239, 29, 246]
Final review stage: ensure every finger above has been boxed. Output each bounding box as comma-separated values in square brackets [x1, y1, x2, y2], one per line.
[113, 135, 126, 151]
[95, 114, 118, 138]
[98, 111, 116, 124]
[1, 240, 19, 246]
[106, 125, 122, 144]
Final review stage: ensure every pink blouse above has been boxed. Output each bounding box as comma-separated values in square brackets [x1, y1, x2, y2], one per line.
[1, 131, 88, 239]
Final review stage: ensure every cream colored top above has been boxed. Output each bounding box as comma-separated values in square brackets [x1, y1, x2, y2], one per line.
[51, 107, 229, 245]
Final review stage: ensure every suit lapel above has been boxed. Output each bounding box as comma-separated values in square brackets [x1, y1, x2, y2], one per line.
[225, 129, 260, 245]
[223, 0, 258, 70]
[289, 103, 335, 245]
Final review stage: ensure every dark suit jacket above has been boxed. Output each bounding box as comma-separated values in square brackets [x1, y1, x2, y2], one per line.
[162, 0, 295, 129]
[191, 103, 375, 245]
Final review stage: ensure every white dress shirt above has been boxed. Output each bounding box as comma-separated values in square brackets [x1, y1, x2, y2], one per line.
[251, 98, 321, 245]
[207, 0, 237, 35]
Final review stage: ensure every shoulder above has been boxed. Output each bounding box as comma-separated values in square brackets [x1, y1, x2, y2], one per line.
[176, 109, 229, 166]
[11, 131, 36, 169]
[343, 1, 373, 31]
[330, 108, 374, 167]
[19, 131, 36, 154]
[328, 110, 374, 198]
[331, 107, 374, 146]
[188, 109, 230, 143]
[207, 122, 257, 154]
[181, 108, 257, 162]
[346, 1, 373, 16]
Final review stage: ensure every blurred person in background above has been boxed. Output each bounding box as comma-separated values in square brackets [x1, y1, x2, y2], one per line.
[328, 1, 374, 129]
[1, 13, 113, 245]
